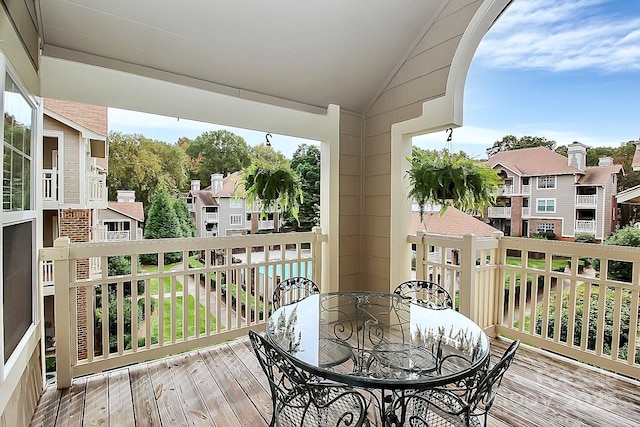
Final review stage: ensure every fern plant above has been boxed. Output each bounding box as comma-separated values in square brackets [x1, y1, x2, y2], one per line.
[238, 160, 303, 223]
[407, 149, 500, 219]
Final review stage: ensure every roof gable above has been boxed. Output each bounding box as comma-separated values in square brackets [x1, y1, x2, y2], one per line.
[486, 147, 576, 176]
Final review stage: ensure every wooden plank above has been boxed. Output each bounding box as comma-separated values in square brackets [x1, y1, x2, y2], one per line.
[223, 339, 273, 415]
[107, 370, 134, 426]
[186, 351, 243, 427]
[82, 373, 109, 426]
[128, 364, 162, 427]
[147, 358, 189, 426]
[55, 377, 86, 427]
[165, 353, 213, 426]
[30, 385, 61, 427]
[200, 344, 268, 426]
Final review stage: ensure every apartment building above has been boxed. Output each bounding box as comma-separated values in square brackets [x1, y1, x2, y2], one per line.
[186, 172, 279, 238]
[93, 190, 144, 242]
[485, 143, 623, 241]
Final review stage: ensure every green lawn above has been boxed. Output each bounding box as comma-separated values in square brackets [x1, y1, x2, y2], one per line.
[505, 256, 570, 271]
[222, 283, 270, 312]
[142, 262, 185, 294]
[150, 295, 217, 340]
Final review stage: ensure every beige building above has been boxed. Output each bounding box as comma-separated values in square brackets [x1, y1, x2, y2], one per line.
[485, 143, 623, 241]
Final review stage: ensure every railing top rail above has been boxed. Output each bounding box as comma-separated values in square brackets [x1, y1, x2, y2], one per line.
[501, 236, 640, 262]
[41, 231, 327, 261]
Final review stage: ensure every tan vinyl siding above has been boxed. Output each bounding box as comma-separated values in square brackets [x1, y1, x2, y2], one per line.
[44, 116, 83, 205]
[360, 1, 482, 293]
[339, 112, 363, 291]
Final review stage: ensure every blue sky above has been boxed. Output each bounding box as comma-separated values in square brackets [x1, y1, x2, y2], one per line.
[109, 0, 640, 160]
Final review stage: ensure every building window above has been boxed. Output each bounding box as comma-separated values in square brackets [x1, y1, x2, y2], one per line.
[537, 176, 556, 189]
[229, 198, 242, 209]
[230, 214, 243, 226]
[536, 198, 556, 213]
[536, 223, 555, 233]
[2, 68, 37, 366]
[205, 206, 217, 213]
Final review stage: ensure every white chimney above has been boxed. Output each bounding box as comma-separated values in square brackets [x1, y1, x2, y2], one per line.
[191, 180, 201, 191]
[598, 156, 613, 166]
[567, 142, 587, 171]
[116, 190, 136, 203]
[211, 173, 224, 194]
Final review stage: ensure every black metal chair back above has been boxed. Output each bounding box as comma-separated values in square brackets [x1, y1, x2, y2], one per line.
[468, 339, 520, 420]
[248, 330, 369, 427]
[393, 280, 453, 309]
[390, 340, 519, 426]
[272, 276, 319, 310]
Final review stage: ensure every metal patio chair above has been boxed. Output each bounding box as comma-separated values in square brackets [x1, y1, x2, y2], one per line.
[248, 330, 369, 427]
[393, 280, 453, 309]
[392, 339, 520, 426]
[272, 276, 319, 310]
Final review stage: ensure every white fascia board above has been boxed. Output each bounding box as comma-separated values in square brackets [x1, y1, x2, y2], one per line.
[40, 55, 328, 141]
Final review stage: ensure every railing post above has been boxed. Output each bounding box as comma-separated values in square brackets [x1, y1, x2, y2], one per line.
[415, 230, 427, 281]
[53, 237, 72, 389]
[459, 234, 476, 321]
[312, 227, 325, 291]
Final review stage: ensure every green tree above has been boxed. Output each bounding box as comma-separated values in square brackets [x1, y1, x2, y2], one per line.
[173, 198, 197, 238]
[185, 130, 252, 186]
[142, 187, 183, 264]
[486, 135, 556, 157]
[282, 144, 320, 231]
[250, 143, 288, 164]
[107, 132, 190, 217]
[591, 226, 640, 282]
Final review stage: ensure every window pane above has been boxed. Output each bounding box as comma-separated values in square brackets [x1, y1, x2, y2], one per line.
[3, 221, 34, 362]
[3, 73, 33, 212]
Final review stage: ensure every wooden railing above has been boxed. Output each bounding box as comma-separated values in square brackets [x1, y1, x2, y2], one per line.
[412, 232, 640, 379]
[87, 173, 107, 208]
[576, 194, 597, 206]
[575, 220, 596, 233]
[42, 168, 58, 202]
[40, 229, 327, 388]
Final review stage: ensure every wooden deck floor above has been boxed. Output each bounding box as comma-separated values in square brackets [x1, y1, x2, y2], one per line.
[30, 337, 640, 426]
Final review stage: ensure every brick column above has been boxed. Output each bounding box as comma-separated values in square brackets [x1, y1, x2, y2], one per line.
[511, 196, 523, 237]
[59, 209, 91, 360]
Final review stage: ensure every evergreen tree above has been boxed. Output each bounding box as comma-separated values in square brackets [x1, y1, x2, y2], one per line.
[173, 198, 197, 238]
[141, 187, 183, 264]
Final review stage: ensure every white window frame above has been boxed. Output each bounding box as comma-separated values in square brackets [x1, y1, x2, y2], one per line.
[229, 213, 242, 226]
[536, 222, 555, 233]
[0, 57, 39, 382]
[536, 198, 556, 213]
[537, 175, 556, 189]
[229, 198, 243, 209]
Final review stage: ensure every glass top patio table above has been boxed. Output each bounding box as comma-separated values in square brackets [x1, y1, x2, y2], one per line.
[265, 291, 490, 390]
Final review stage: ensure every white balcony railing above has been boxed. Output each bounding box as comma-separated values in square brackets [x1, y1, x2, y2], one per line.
[106, 230, 131, 241]
[258, 220, 275, 229]
[42, 168, 58, 202]
[410, 231, 640, 380]
[522, 207, 530, 217]
[42, 259, 54, 287]
[87, 173, 107, 208]
[576, 194, 597, 206]
[204, 213, 219, 222]
[487, 206, 511, 218]
[497, 185, 514, 195]
[575, 220, 596, 232]
[522, 184, 531, 195]
[40, 229, 327, 388]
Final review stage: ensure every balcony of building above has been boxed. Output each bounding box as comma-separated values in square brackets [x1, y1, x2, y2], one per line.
[35, 230, 640, 425]
[41, 170, 108, 210]
[487, 206, 512, 218]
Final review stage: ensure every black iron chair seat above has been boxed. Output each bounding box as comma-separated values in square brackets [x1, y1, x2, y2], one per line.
[372, 342, 437, 373]
[318, 337, 354, 368]
[393, 280, 453, 309]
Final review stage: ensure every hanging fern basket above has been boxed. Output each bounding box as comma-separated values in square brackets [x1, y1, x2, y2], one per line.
[238, 160, 303, 223]
[407, 149, 500, 219]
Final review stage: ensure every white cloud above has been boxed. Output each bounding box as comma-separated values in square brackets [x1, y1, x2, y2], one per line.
[477, 0, 640, 72]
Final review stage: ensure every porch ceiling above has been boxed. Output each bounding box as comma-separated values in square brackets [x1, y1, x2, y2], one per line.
[38, 0, 446, 114]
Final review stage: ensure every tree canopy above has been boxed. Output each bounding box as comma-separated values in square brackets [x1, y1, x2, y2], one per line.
[142, 187, 184, 264]
[250, 143, 288, 164]
[107, 132, 190, 217]
[184, 130, 252, 187]
[485, 135, 557, 157]
[281, 144, 320, 231]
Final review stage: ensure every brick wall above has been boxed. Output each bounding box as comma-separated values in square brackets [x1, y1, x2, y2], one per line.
[59, 209, 91, 360]
[511, 196, 523, 237]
